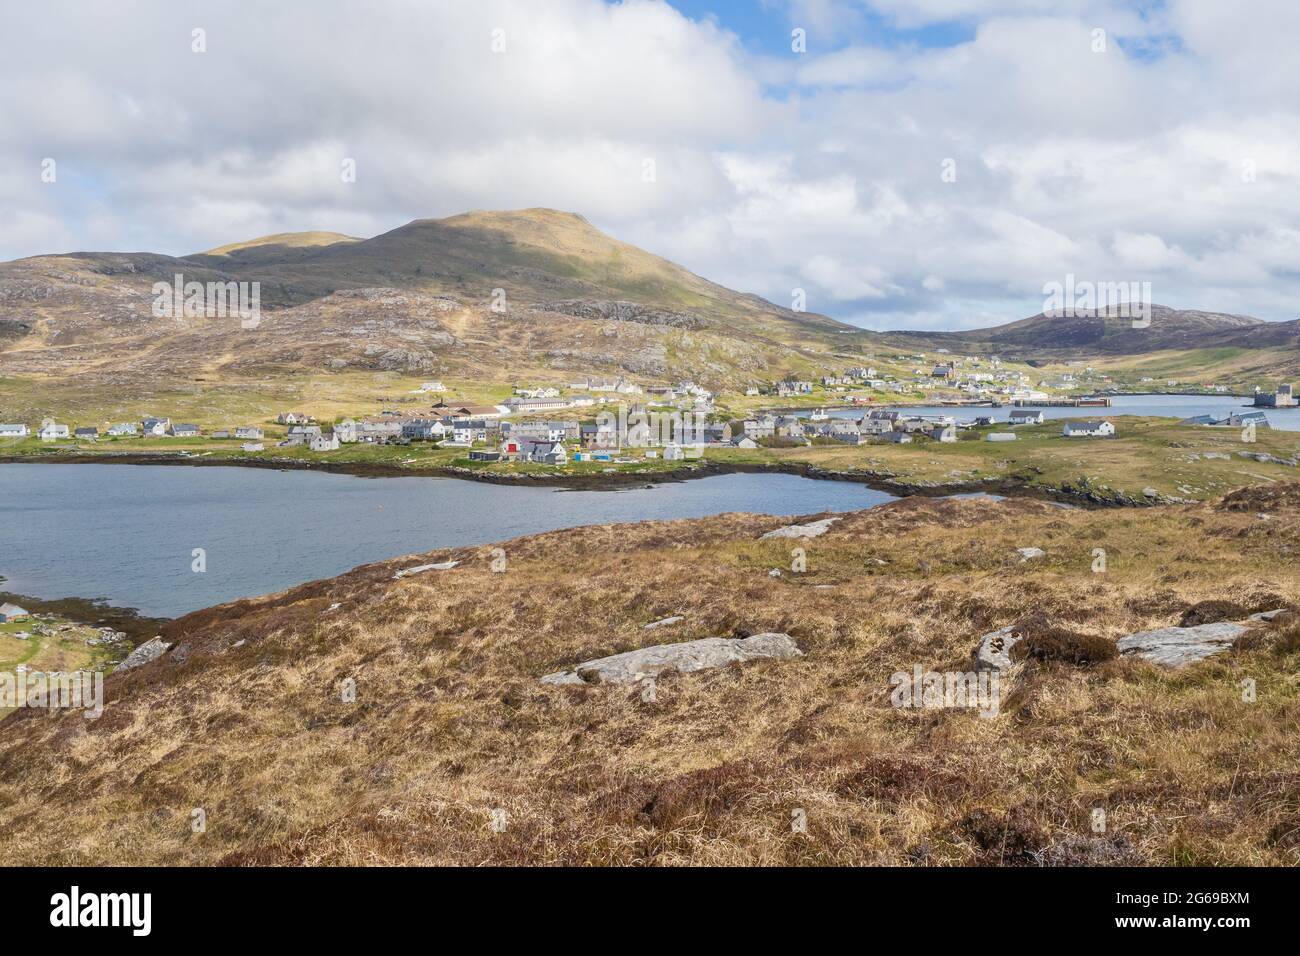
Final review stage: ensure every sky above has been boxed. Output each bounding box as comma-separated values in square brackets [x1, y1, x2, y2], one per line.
[2, 0, 1298, 330]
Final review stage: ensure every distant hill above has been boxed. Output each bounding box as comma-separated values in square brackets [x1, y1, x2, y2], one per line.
[888, 305, 1268, 356]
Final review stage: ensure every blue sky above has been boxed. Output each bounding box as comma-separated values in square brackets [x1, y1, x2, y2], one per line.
[665, 0, 975, 55]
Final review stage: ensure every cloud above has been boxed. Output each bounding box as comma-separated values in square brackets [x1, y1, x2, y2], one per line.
[2, 0, 1298, 328]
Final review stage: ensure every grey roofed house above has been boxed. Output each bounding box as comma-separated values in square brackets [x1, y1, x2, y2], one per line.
[106, 422, 138, 435]
[0, 423, 29, 437]
[0, 602, 30, 621]
[170, 423, 200, 436]
[74, 427, 98, 439]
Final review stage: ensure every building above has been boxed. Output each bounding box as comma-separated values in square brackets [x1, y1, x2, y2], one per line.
[432, 403, 505, 419]
[74, 427, 99, 440]
[0, 423, 29, 438]
[885, 431, 913, 443]
[508, 420, 579, 443]
[467, 449, 501, 462]
[334, 420, 358, 443]
[106, 422, 137, 436]
[1254, 384, 1297, 408]
[930, 424, 958, 443]
[242, 442, 265, 452]
[141, 417, 170, 436]
[39, 421, 69, 441]
[505, 396, 569, 414]
[986, 432, 1018, 442]
[277, 412, 315, 425]
[401, 418, 450, 441]
[1062, 420, 1116, 438]
[170, 423, 201, 438]
[235, 426, 263, 440]
[0, 603, 31, 623]
[310, 433, 340, 452]
[354, 419, 403, 443]
[1009, 410, 1045, 425]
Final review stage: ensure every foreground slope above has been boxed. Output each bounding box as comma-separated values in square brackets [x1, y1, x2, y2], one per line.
[2, 490, 1298, 865]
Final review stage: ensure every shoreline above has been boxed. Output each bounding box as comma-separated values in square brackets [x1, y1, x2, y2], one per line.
[0, 587, 170, 643]
[0, 448, 1153, 508]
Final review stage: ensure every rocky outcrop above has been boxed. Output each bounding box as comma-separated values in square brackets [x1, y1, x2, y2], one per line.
[538, 299, 706, 330]
[761, 517, 841, 539]
[540, 632, 802, 685]
[394, 560, 459, 578]
[1117, 621, 1251, 666]
[115, 637, 171, 672]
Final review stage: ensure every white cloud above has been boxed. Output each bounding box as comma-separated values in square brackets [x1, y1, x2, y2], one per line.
[2, 0, 1299, 328]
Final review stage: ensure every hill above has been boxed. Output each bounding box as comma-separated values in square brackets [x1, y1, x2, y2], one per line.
[0, 209, 862, 422]
[1, 490, 1298, 865]
[887, 305, 1268, 357]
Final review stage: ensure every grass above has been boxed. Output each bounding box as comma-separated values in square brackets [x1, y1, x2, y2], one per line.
[0, 616, 116, 718]
[1, 485, 1299, 865]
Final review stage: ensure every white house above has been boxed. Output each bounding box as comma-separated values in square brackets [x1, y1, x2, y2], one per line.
[106, 422, 137, 436]
[234, 426, 263, 440]
[334, 419, 358, 443]
[38, 421, 69, 441]
[1062, 420, 1116, 438]
[141, 417, 170, 436]
[0, 423, 29, 438]
[1009, 410, 1045, 425]
[930, 424, 958, 443]
[310, 433, 340, 452]
[242, 442, 265, 452]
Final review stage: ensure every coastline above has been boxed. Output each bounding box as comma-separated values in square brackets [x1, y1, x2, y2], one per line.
[0, 447, 1154, 507]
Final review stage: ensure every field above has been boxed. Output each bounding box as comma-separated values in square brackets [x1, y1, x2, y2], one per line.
[2, 484, 1299, 864]
[0, 616, 117, 719]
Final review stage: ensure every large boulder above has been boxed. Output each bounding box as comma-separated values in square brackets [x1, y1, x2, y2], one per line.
[541, 633, 802, 685]
[760, 517, 840, 540]
[115, 637, 172, 672]
[973, 625, 1022, 672]
[1116, 622, 1250, 667]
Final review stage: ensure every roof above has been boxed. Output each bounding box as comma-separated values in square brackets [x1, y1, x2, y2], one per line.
[0, 603, 29, 616]
[1064, 420, 1110, 430]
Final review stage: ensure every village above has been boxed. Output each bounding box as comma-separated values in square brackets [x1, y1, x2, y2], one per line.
[3, 364, 1293, 469]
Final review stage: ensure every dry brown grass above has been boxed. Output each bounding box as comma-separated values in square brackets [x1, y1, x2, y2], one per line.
[2, 488, 1300, 866]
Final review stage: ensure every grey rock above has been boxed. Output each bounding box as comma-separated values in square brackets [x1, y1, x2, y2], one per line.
[761, 517, 841, 539]
[643, 615, 683, 629]
[540, 632, 803, 686]
[394, 560, 459, 578]
[115, 637, 172, 672]
[973, 625, 1023, 672]
[1117, 622, 1250, 666]
[1016, 547, 1046, 561]
[1250, 608, 1288, 622]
